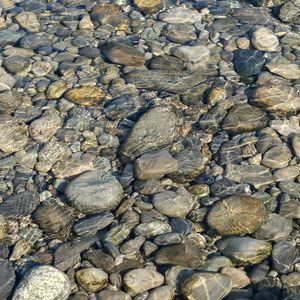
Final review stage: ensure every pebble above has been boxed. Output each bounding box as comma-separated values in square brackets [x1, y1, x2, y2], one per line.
[261, 145, 292, 169]
[46, 80, 67, 99]
[15, 11, 40, 33]
[2, 56, 30, 74]
[123, 268, 164, 296]
[181, 272, 232, 300]
[97, 290, 132, 300]
[75, 268, 108, 292]
[78, 15, 94, 31]
[0, 260, 15, 299]
[251, 27, 279, 51]
[146, 285, 174, 300]
[0, 67, 16, 91]
[279, 200, 300, 219]
[292, 133, 300, 159]
[217, 237, 272, 265]
[266, 62, 300, 80]
[12, 265, 71, 300]
[278, 181, 300, 198]
[221, 267, 250, 289]
[158, 6, 202, 24]
[134, 0, 162, 14]
[65, 170, 123, 214]
[207, 195, 267, 236]
[172, 45, 210, 63]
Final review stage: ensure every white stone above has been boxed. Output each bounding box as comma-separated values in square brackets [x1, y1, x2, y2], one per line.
[172, 45, 210, 63]
[158, 7, 202, 24]
[79, 15, 94, 31]
[252, 27, 279, 52]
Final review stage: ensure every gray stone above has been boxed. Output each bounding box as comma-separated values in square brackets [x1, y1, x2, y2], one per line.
[65, 170, 123, 214]
[266, 62, 300, 80]
[0, 90, 22, 114]
[274, 166, 300, 182]
[97, 290, 131, 300]
[2, 56, 30, 73]
[0, 260, 15, 299]
[172, 45, 210, 63]
[251, 27, 279, 51]
[279, 0, 300, 24]
[15, 11, 40, 33]
[134, 221, 171, 238]
[292, 133, 300, 159]
[0, 67, 16, 91]
[279, 200, 300, 218]
[146, 285, 174, 300]
[279, 181, 300, 198]
[221, 267, 250, 289]
[75, 268, 108, 292]
[158, 6, 202, 24]
[261, 145, 292, 169]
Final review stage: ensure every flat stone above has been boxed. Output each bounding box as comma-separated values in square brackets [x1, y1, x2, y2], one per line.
[78, 47, 100, 59]
[217, 237, 272, 265]
[292, 133, 300, 159]
[46, 80, 68, 99]
[64, 86, 106, 106]
[163, 24, 196, 44]
[250, 85, 300, 116]
[65, 170, 123, 214]
[0, 67, 16, 91]
[261, 145, 292, 169]
[15, 11, 40, 32]
[134, 221, 171, 238]
[78, 15, 94, 31]
[172, 45, 210, 63]
[254, 213, 292, 242]
[2, 56, 30, 73]
[279, 181, 300, 198]
[75, 268, 108, 292]
[0, 90, 22, 114]
[134, 0, 162, 14]
[210, 179, 251, 198]
[97, 290, 131, 300]
[222, 103, 267, 134]
[221, 267, 250, 289]
[135, 150, 178, 180]
[274, 166, 300, 182]
[266, 62, 300, 80]
[279, 200, 300, 219]
[19, 34, 49, 50]
[152, 188, 194, 218]
[211, 17, 238, 32]
[121, 107, 181, 160]
[0, 30, 24, 47]
[207, 195, 267, 236]
[158, 6, 202, 24]
[233, 49, 265, 76]
[225, 164, 274, 189]
[146, 285, 174, 300]
[0, 115, 28, 153]
[279, 0, 300, 24]
[103, 41, 146, 66]
[182, 272, 232, 300]
[272, 241, 298, 274]
[12, 266, 71, 300]
[251, 27, 279, 51]
[150, 55, 184, 70]
[0, 261, 15, 299]
[123, 268, 164, 296]
[270, 118, 300, 137]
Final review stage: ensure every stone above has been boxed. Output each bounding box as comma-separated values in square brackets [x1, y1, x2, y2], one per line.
[0, 115, 28, 153]
[134, 221, 171, 238]
[279, 200, 300, 219]
[15, 11, 40, 32]
[254, 213, 292, 242]
[181, 272, 232, 300]
[261, 145, 292, 169]
[250, 85, 300, 116]
[0, 67, 16, 91]
[279, 0, 300, 24]
[158, 6, 202, 24]
[292, 133, 300, 159]
[150, 55, 184, 70]
[78, 47, 100, 59]
[146, 285, 174, 300]
[217, 237, 272, 265]
[163, 24, 196, 44]
[46, 80, 67, 99]
[0, 260, 15, 299]
[2, 56, 30, 73]
[75, 268, 108, 292]
[233, 49, 265, 76]
[279, 181, 300, 198]
[64, 86, 106, 106]
[152, 188, 194, 218]
[266, 62, 300, 80]
[221, 267, 250, 289]
[210, 179, 251, 198]
[134, 150, 178, 180]
[103, 41, 146, 66]
[65, 170, 123, 214]
[270, 118, 300, 137]
[249, 263, 269, 283]
[121, 107, 181, 160]
[222, 103, 267, 134]
[207, 195, 267, 236]
[225, 164, 274, 189]
[272, 241, 298, 274]
[172, 45, 210, 63]
[274, 166, 300, 182]
[12, 265, 71, 300]
[134, 0, 162, 14]
[123, 268, 164, 296]
[211, 17, 238, 32]
[78, 15, 94, 31]
[97, 290, 131, 300]
[0, 90, 22, 114]
[19, 34, 49, 50]
[251, 27, 279, 51]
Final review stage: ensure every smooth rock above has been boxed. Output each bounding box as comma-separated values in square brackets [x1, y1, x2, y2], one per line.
[254, 213, 292, 242]
[46, 80, 67, 99]
[103, 41, 146, 66]
[279, 200, 300, 219]
[65, 170, 123, 214]
[134, 221, 171, 238]
[0, 90, 22, 114]
[0, 260, 15, 299]
[222, 103, 267, 134]
[270, 118, 300, 137]
[97, 290, 132, 300]
[15, 11, 40, 32]
[221, 267, 250, 289]
[233, 49, 265, 76]
[274, 166, 300, 182]
[134, 0, 162, 14]
[19, 34, 49, 50]
[121, 107, 181, 160]
[158, 7, 202, 24]
[207, 195, 267, 236]
[217, 237, 272, 265]
[279, 181, 300, 198]
[266, 62, 300, 80]
[0, 67, 16, 91]
[251, 27, 279, 51]
[2, 56, 30, 73]
[261, 145, 292, 169]
[12, 265, 71, 300]
[146, 285, 174, 300]
[152, 188, 194, 218]
[78, 15, 94, 31]
[279, 0, 300, 24]
[75, 268, 108, 292]
[135, 150, 178, 180]
[172, 45, 210, 63]
[292, 133, 300, 159]
[64, 86, 106, 106]
[182, 272, 232, 300]
[123, 268, 164, 296]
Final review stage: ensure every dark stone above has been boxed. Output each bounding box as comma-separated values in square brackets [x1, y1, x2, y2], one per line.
[78, 47, 100, 59]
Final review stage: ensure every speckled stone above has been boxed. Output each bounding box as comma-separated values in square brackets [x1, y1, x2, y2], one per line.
[75, 268, 108, 292]
[46, 80, 68, 99]
[12, 265, 71, 300]
[261, 145, 292, 169]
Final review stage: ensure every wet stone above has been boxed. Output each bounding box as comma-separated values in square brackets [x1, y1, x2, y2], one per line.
[14, 11, 40, 33]
[19, 34, 50, 50]
[2, 56, 30, 74]
[222, 103, 267, 134]
[133, 0, 162, 14]
[266, 62, 300, 80]
[163, 23, 196, 44]
[0, 90, 22, 114]
[75, 268, 108, 292]
[279, 200, 300, 219]
[210, 179, 251, 198]
[251, 27, 279, 51]
[12, 265, 71, 300]
[65, 170, 123, 214]
[278, 181, 300, 198]
[261, 145, 292, 169]
[233, 49, 265, 76]
[158, 6, 202, 24]
[150, 55, 184, 70]
[0, 67, 16, 91]
[221, 267, 250, 289]
[97, 290, 132, 300]
[181, 272, 232, 300]
[0, 260, 15, 299]
[46, 80, 67, 100]
[207, 195, 267, 236]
